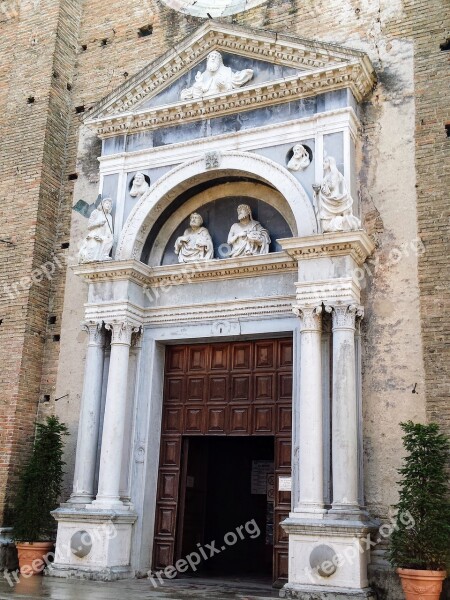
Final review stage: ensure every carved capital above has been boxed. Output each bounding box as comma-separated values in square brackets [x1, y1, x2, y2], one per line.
[293, 304, 323, 332]
[325, 304, 364, 330]
[82, 321, 104, 346]
[105, 321, 142, 346]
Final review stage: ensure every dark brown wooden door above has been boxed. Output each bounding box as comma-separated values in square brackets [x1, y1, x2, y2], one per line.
[153, 338, 293, 583]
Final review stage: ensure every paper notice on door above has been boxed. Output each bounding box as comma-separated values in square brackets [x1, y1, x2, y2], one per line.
[251, 460, 274, 494]
[278, 476, 292, 492]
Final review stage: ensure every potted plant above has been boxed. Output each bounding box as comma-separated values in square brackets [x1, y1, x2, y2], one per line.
[389, 421, 450, 600]
[13, 416, 68, 576]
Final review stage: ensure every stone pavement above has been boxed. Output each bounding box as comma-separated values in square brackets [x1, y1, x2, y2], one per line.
[0, 575, 280, 600]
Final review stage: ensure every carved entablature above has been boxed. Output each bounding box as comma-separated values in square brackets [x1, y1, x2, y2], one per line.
[85, 22, 376, 138]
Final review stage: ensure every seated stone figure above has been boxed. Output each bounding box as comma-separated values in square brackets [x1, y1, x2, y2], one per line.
[175, 213, 214, 263]
[79, 198, 114, 263]
[319, 156, 361, 232]
[181, 51, 253, 100]
[130, 172, 150, 198]
[288, 143, 311, 172]
[227, 204, 271, 258]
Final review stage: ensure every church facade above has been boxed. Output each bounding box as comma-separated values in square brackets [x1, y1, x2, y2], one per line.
[0, 1, 448, 599]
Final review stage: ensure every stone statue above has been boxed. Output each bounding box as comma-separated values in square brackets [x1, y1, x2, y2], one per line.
[175, 213, 214, 263]
[227, 204, 271, 258]
[319, 157, 361, 233]
[130, 172, 150, 198]
[79, 198, 114, 263]
[288, 144, 311, 172]
[180, 51, 254, 101]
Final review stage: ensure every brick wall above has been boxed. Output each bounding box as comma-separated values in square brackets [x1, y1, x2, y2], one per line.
[0, 0, 81, 522]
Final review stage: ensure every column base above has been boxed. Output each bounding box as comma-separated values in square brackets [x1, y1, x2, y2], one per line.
[46, 564, 134, 581]
[281, 517, 378, 595]
[280, 583, 376, 599]
[69, 493, 95, 504]
[51, 507, 137, 578]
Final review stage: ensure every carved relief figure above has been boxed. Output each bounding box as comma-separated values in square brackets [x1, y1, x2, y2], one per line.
[175, 213, 214, 263]
[319, 157, 361, 232]
[79, 198, 114, 263]
[130, 172, 150, 198]
[227, 204, 271, 258]
[180, 51, 254, 100]
[288, 144, 311, 172]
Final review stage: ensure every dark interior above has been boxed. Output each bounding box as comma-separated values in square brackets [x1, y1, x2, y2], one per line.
[178, 436, 274, 577]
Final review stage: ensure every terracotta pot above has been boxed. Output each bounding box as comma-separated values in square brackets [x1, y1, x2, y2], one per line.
[16, 542, 54, 576]
[397, 568, 447, 600]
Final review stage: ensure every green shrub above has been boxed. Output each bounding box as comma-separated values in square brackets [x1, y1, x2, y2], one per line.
[389, 421, 450, 571]
[13, 416, 69, 542]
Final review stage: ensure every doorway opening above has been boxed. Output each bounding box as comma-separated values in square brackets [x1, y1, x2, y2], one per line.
[177, 436, 274, 579]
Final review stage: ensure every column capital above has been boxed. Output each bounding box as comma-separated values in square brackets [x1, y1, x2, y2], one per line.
[292, 304, 323, 332]
[325, 303, 364, 331]
[82, 320, 105, 346]
[105, 320, 142, 346]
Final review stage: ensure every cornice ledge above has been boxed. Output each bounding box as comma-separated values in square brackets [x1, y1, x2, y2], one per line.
[147, 251, 296, 287]
[73, 253, 297, 287]
[72, 259, 152, 284]
[278, 231, 375, 265]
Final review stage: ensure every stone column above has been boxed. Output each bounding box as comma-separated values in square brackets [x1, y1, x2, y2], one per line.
[70, 321, 105, 504]
[93, 320, 141, 509]
[292, 305, 326, 517]
[326, 303, 363, 514]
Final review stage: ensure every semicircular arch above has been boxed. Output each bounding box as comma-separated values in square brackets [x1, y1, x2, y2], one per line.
[116, 151, 317, 261]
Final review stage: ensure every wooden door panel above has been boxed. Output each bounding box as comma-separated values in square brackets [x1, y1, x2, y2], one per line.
[232, 343, 252, 370]
[277, 405, 292, 433]
[255, 341, 275, 369]
[231, 374, 251, 401]
[160, 437, 181, 467]
[187, 377, 205, 403]
[229, 406, 250, 433]
[184, 406, 204, 433]
[154, 338, 293, 584]
[166, 346, 186, 373]
[188, 345, 208, 371]
[211, 345, 229, 370]
[165, 377, 184, 403]
[209, 375, 228, 402]
[255, 374, 275, 402]
[162, 407, 183, 434]
[253, 405, 275, 434]
[207, 406, 227, 433]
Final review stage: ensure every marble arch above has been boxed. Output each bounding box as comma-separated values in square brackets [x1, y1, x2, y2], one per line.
[116, 151, 318, 262]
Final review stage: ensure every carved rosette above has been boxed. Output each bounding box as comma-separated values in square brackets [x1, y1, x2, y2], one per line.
[293, 305, 323, 332]
[82, 321, 105, 347]
[325, 304, 364, 330]
[105, 321, 142, 346]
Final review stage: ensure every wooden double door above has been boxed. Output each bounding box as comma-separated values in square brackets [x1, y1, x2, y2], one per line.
[153, 338, 293, 584]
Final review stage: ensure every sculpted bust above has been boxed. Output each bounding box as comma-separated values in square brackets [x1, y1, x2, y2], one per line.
[181, 51, 254, 100]
[79, 198, 114, 263]
[227, 204, 271, 258]
[288, 144, 311, 172]
[319, 157, 361, 232]
[130, 172, 150, 198]
[175, 213, 214, 263]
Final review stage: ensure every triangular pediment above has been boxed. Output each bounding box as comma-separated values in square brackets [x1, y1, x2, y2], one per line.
[86, 21, 376, 137]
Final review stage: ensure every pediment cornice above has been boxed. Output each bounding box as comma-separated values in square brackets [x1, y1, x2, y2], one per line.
[85, 21, 376, 138]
